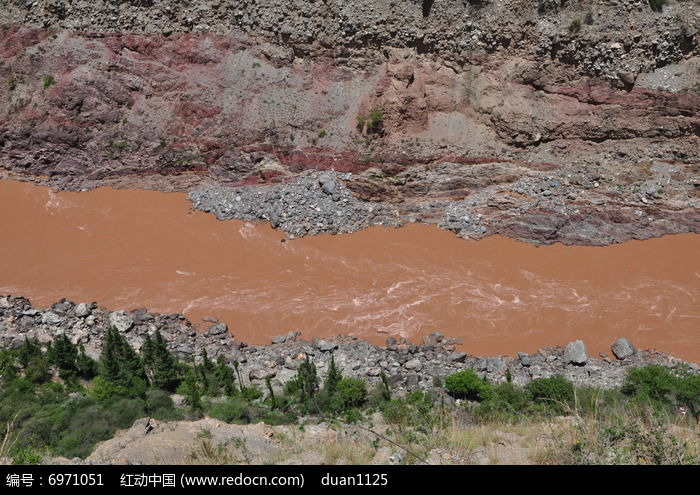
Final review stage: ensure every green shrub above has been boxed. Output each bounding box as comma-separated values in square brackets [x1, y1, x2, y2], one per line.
[144, 390, 180, 421]
[382, 399, 412, 427]
[568, 19, 582, 33]
[207, 397, 249, 424]
[261, 410, 296, 426]
[622, 365, 675, 407]
[42, 75, 55, 90]
[89, 376, 129, 402]
[318, 130, 327, 138]
[675, 373, 700, 419]
[648, 0, 665, 12]
[526, 375, 574, 414]
[623, 365, 700, 418]
[366, 108, 384, 133]
[333, 378, 367, 410]
[444, 369, 492, 401]
[356, 108, 384, 134]
[11, 447, 43, 465]
[474, 382, 529, 422]
[240, 385, 262, 402]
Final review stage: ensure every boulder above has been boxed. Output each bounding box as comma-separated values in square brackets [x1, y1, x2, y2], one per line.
[447, 352, 467, 363]
[422, 332, 444, 347]
[75, 303, 91, 317]
[486, 357, 507, 374]
[564, 340, 588, 365]
[271, 334, 287, 344]
[207, 322, 228, 336]
[518, 352, 532, 367]
[315, 339, 338, 352]
[109, 311, 134, 332]
[611, 338, 636, 360]
[41, 311, 64, 325]
[404, 359, 423, 371]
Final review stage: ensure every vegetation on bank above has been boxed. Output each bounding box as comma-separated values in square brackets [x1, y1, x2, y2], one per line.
[0, 332, 698, 465]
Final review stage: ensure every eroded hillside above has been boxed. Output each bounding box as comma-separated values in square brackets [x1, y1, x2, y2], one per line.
[0, 0, 698, 244]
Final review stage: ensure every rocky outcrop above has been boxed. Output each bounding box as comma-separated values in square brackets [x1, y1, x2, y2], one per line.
[611, 338, 637, 360]
[1, 295, 697, 393]
[0, 1, 697, 246]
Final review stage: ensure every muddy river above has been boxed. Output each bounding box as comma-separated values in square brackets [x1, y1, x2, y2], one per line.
[1, 179, 698, 362]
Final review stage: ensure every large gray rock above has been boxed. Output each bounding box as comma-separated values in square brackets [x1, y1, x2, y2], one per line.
[564, 340, 588, 365]
[611, 338, 636, 360]
[109, 311, 134, 332]
[447, 352, 467, 363]
[207, 323, 228, 336]
[75, 303, 91, 317]
[41, 311, 64, 325]
[318, 174, 340, 201]
[421, 332, 444, 347]
[315, 339, 338, 352]
[486, 357, 507, 373]
[271, 334, 287, 344]
[518, 352, 532, 367]
[403, 359, 423, 371]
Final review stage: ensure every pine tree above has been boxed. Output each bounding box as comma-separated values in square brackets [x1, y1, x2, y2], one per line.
[215, 355, 236, 397]
[180, 368, 202, 411]
[296, 356, 319, 401]
[265, 374, 277, 410]
[0, 350, 19, 383]
[99, 327, 122, 384]
[233, 360, 244, 392]
[150, 331, 179, 392]
[323, 353, 343, 396]
[99, 327, 147, 396]
[116, 330, 145, 385]
[18, 337, 42, 369]
[76, 345, 97, 379]
[141, 334, 155, 368]
[49, 335, 78, 377]
[200, 349, 214, 373]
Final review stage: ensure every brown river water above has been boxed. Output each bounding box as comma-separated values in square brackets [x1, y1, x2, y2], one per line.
[1, 179, 699, 362]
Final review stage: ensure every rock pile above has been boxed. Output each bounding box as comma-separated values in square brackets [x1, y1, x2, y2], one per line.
[1, 295, 696, 394]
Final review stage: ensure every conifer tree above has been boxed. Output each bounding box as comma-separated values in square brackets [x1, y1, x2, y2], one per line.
[265, 374, 277, 410]
[18, 337, 42, 369]
[76, 345, 97, 379]
[215, 355, 236, 396]
[150, 331, 179, 392]
[116, 330, 146, 385]
[141, 334, 155, 369]
[99, 327, 121, 384]
[49, 335, 78, 377]
[296, 356, 319, 401]
[180, 368, 203, 411]
[99, 327, 147, 395]
[323, 353, 343, 396]
[0, 350, 19, 383]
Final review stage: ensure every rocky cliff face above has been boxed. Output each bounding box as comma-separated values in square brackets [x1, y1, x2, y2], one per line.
[0, 0, 698, 244]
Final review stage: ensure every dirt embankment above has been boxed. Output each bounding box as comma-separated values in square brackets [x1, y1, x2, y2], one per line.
[0, 1, 698, 244]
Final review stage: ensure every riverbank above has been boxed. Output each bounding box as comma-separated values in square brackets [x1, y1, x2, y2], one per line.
[2, 294, 697, 395]
[2, 293, 699, 466]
